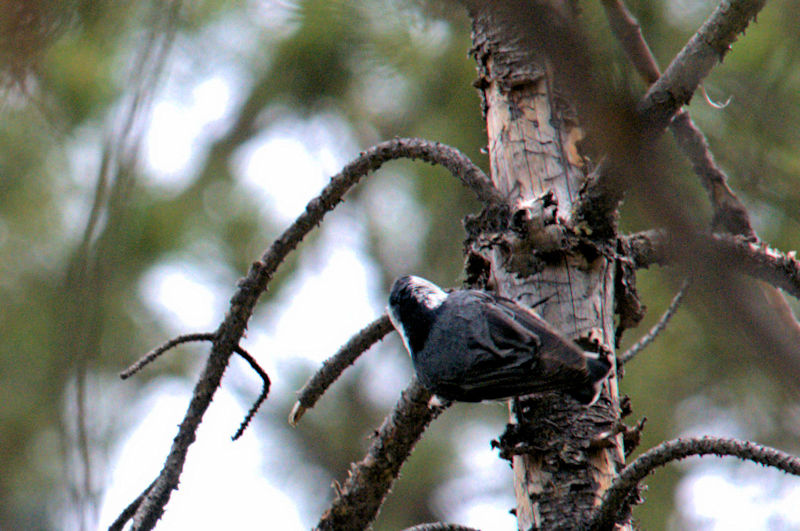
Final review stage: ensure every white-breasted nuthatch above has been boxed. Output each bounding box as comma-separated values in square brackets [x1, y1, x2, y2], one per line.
[387, 275, 611, 404]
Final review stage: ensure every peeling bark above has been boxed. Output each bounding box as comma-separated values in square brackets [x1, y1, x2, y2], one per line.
[467, 4, 627, 529]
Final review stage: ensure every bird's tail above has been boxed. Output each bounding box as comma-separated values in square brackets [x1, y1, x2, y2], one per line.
[568, 350, 613, 405]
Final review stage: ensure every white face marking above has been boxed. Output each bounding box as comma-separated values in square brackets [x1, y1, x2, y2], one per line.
[408, 275, 447, 310]
[387, 304, 413, 358]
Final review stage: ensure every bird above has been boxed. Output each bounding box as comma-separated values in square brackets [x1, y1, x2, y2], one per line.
[387, 275, 611, 405]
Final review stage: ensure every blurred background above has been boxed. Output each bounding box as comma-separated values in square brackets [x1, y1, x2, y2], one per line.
[2, 0, 800, 529]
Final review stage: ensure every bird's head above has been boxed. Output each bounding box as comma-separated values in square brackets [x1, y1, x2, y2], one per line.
[387, 275, 448, 357]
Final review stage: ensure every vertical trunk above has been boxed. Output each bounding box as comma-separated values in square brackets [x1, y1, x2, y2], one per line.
[467, 4, 627, 529]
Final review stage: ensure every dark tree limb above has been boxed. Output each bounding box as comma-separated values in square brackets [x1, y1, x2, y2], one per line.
[402, 524, 481, 531]
[114, 137, 496, 530]
[618, 279, 690, 366]
[589, 436, 800, 531]
[119, 331, 269, 440]
[638, 0, 768, 136]
[108, 480, 157, 531]
[578, 0, 766, 235]
[315, 378, 449, 530]
[600, 0, 661, 84]
[601, 0, 756, 240]
[230, 345, 271, 441]
[625, 230, 800, 300]
[120, 333, 216, 379]
[669, 111, 755, 238]
[289, 314, 394, 426]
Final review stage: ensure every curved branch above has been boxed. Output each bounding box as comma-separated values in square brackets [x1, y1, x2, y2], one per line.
[120, 333, 216, 379]
[315, 378, 449, 530]
[289, 314, 394, 426]
[625, 230, 800, 300]
[230, 345, 271, 441]
[119, 137, 492, 530]
[589, 436, 800, 531]
[618, 279, 690, 366]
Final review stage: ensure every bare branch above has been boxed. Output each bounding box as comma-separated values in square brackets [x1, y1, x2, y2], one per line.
[600, 0, 661, 84]
[625, 230, 800, 300]
[230, 345, 271, 441]
[578, 0, 766, 235]
[669, 111, 755, 238]
[108, 479, 157, 531]
[117, 137, 491, 530]
[315, 378, 449, 530]
[601, 0, 756, 240]
[589, 436, 800, 531]
[402, 524, 481, 531]
[120, 332, 268, 440]
[120, 333, 216, 379]
[603, 0, 756, 239]
[638, 0, 767, 135]
[618, 279, 690, 366]
[290, 315, 394, 426]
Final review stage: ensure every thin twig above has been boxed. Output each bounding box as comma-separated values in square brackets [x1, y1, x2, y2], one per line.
[120, 332, 269, 440]
[589, 436, 800, 531]
[108, 479, 156, 531]
[618, 279, 690, 366]
[230, 345, 271, 441]
[402, 524, 481, 531]
[120, 333, 215, 379]
[289, 315, 394, 426]
[315, 378, 449, 530]
[119, 137, 496, 531]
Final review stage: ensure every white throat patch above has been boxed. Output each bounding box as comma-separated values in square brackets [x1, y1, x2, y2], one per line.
[387, 305, 412, 357]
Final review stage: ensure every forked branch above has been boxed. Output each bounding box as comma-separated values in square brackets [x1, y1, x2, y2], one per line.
[601, 0, 756, 239]
[115, 137, 495, 530]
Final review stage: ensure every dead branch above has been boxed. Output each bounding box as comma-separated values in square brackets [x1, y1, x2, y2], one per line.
[625, 230, 800, 300]
[669, 111, 755, 238]
[115, 137, 493, 530]
[315, 378, 449, 530]
[618, 279, 690, 366]
[230, 345, 271, 441]
[289, 314, 394, 426]
[601, 0, 756, 240]
[600, 0, 660, 84]
[120, 333, 216, 379]
[402, 524, 481, 531]
[638, 0, 768, 136]
[589, 436, 800, 531]
[577, 0, 766, 235]
[119, 332, 269, 440]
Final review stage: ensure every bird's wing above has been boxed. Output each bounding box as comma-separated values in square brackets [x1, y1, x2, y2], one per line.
[433, 292, 592, 401]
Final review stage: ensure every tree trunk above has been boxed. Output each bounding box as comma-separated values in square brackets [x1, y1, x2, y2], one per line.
[466, 4, 627, 529]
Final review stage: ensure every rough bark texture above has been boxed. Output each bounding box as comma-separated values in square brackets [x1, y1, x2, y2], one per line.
[467, 4, 625, 530]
